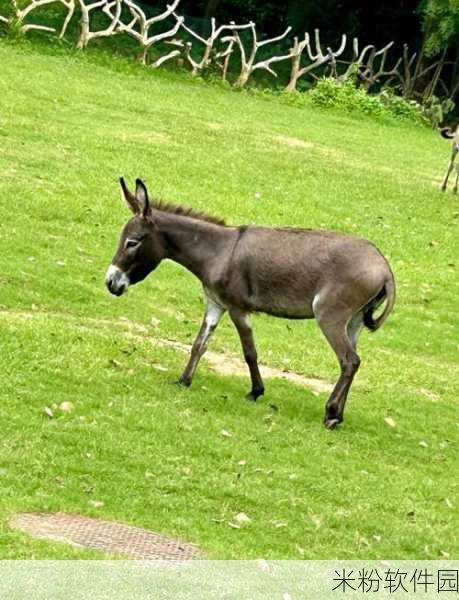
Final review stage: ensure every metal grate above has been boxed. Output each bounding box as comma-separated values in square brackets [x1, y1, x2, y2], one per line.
[10, 513, 203, 560]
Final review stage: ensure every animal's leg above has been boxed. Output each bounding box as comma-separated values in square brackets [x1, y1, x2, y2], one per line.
[441, 148, 457, 191]
[347, 310, 364, 350]
[317, 311, 361, 429]
[229, 309, 264, 401]
[454, 166, 459, 194]
[178, 299, 225, 387]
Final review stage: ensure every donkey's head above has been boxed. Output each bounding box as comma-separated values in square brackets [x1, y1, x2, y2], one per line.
[105, 178, 166, 296]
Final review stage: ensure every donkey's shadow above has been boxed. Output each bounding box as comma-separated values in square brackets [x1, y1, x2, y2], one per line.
[180, 368, 331, 427]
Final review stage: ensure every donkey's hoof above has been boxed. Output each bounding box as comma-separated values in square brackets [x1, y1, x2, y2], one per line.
[175, 377, 191, 388]
[324, 418, 341, 430]
[246, 388, 264, 402]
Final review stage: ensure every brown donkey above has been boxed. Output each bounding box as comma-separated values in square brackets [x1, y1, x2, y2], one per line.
[106, 178, 395, 429]
[440, 125, 459, 192]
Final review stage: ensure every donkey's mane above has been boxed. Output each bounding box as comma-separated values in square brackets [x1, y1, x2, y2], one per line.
[152, 200, 226, 226]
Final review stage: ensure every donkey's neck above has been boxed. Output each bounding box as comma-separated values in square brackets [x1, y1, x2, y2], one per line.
[152, 210, 237, 282]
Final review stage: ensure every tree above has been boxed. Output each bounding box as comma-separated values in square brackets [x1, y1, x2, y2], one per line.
[420, 0, 459, 56]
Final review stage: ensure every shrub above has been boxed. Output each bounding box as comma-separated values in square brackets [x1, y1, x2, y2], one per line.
[379, 90, 430, 125]
[421, 95, 456, 127]
[307, 78, 383, 115]
[306, 78, 429, 125]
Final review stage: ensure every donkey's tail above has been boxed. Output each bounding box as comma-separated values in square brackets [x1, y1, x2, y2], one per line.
[363, 276, 396, 332]
[440, 126, 455, 140]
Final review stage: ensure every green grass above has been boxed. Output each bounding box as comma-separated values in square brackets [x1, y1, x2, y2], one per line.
[0, 39, 457, 560]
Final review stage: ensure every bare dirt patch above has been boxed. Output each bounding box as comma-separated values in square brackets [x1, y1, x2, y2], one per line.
[418, 388, 440, 402]
[0, 308, 332, 396]
[205, 122, 225, 131]
[158, 338, 332, 396]
[274, 136, 349, 164]
[275, 135, 314, 150]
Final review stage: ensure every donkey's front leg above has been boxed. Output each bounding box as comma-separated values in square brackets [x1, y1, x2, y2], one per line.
[229, 309, 264, 401]
[178, 299, 225, 387]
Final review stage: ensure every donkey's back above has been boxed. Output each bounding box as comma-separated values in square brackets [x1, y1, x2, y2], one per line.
[215, 226, 393, 323]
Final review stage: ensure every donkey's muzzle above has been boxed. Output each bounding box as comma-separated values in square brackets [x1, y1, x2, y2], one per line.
[105, 265, 129, 296]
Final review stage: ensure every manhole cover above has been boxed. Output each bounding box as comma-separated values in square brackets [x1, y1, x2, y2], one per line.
[10, 513, 203, 560]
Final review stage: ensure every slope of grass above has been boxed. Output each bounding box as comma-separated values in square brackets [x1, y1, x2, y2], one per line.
[0, 39, 457, 560]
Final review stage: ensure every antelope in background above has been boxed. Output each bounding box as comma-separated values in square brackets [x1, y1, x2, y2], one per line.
[441, 125, 459, 192]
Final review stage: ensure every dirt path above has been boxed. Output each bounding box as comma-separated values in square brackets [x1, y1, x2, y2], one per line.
[0, 308, 333, 395]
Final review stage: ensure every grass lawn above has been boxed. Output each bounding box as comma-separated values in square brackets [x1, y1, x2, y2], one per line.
[0, 39, 457, 560]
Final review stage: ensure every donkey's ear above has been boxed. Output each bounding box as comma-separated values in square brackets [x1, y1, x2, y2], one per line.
[119, 177, 139, 215]
[135, 178, 150, 217]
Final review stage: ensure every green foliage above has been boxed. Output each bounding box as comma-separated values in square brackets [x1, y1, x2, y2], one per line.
[379, 90, 432, 125]
[0, 18, 20, 41]
[421, 0, 459, 56]
[422, 94, 456, 126]
[305, 78, 429, 125]
[307, 78, 383, 115]
[0, 2, 21, 39]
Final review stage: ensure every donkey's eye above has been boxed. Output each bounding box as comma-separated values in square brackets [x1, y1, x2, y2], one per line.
[125, 239, 140, 249]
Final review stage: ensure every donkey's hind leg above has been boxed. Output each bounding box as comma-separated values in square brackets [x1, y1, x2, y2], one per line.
[316, 310, 361, 429]
[178, 299, 225, 387]
[347, 310, 364, 350]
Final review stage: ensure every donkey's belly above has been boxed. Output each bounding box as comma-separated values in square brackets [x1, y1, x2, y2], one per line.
[245, 283, 316, 318]
[205, 285, 314, 319]
[251, 298, 315, 320]
[245, 276, 316, 319]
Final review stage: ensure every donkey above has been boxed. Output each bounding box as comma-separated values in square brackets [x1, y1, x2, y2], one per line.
[440, 125, 459, 192]
[106, 178, 395, 429]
